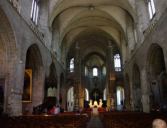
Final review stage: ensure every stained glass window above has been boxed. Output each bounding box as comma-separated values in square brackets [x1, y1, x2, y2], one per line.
[114, 54, 121, 71]
[93, 68, 98, 76]
[147, 0, 155, 20]
[70, 58, 74, 72]
[30, 0, 39, 25]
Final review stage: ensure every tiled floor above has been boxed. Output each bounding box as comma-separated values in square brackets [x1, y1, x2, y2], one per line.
[86, 115, 105, 128]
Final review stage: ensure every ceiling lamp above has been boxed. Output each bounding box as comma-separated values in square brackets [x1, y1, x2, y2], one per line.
[90, 5, 93, 11]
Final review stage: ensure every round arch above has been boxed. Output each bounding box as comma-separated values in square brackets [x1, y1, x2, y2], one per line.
[0, 8, 16, 115]
[132, 64, 142, 111]
[146, 43, 166, 109]
[23, 44, 44, 115]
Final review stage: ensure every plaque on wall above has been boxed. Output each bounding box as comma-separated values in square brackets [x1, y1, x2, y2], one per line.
[47, 87, 57, 97]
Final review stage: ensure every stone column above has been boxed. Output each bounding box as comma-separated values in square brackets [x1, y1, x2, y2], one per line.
[74, 42, 83, 110]
[106, 40, 116, 110]
[11, 89, 22, 116]
[106, 93, 111, 109]
[130, 82, 134, 111]
[141, 69, 150, 113]
[123, 73, 131, 111]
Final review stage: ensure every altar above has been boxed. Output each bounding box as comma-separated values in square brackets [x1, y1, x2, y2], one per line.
[89, 92, 103, 115]
[93, 108, 98, 114]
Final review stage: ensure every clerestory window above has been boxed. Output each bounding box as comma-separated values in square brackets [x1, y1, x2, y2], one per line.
[93, 68, 98, 76]
[147, 0, 156, 20]
[30, 0, 39, 25]
[114, 54, 121, 71]
[70, 58, 74, 72]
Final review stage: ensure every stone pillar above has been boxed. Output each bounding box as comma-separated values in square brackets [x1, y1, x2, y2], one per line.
[106, 40, 115, 109]
[141, 69, 150, 113]
[106, 93, 111, 110]
[130, 82, 134, 111]
[74, 42, 84, 109]
[124, 73, 131, 111]
[74, 92, 79, 111]
[11, 90, 22, 116]
[110, 90, 116, 110]
[57, 83, 60, 106]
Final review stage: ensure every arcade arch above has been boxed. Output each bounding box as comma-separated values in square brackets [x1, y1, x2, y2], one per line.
[22, 44, 44, 115]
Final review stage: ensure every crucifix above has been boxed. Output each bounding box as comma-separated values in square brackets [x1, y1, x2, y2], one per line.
[93, 92, 98, 101]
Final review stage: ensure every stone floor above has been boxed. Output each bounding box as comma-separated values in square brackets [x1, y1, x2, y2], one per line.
[86, 115, 105, 128]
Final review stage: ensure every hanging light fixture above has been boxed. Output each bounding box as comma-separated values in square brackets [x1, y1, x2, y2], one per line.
[90, 5, 93, 11]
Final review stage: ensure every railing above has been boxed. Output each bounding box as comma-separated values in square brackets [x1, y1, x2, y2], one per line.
[33, 100, 49, 115]
[70, 68, 74, 72]
[115, 67, 121, 71]
[67, 68, 74, 73]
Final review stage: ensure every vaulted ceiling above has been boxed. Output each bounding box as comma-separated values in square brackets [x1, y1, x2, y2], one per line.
[49, 0, 136, 67]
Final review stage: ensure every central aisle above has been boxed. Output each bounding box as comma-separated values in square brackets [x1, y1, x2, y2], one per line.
[86, 115, 105, 128]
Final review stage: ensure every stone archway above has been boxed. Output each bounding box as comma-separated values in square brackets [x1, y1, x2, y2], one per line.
[146, 43, 166, 110]
[132, 64, 142, 111]
[22, 44, 44, 115]
[0, 8, 16, 115]
[116, 86, 124, 111]
[45, 62, 57, 110]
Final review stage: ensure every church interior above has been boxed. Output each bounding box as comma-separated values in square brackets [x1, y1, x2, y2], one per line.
[1, 0, 167, 127]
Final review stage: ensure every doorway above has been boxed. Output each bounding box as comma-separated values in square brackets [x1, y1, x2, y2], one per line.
[67, 87, 74, 112]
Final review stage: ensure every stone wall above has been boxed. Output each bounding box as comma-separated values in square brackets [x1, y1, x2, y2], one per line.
[124, 3, 167, 112]
[0, 0, 65, 116]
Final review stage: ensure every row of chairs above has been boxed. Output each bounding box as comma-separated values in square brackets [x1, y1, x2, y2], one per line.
[0, 115, 87, 128]
[99, 111, 141, 122]
[100, 111, 167, 128]
[58, 112, 91, 121]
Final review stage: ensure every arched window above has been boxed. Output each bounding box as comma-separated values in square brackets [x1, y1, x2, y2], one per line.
[147, 0, 155, 20]
[103, 88, 106, 100]
[114, 54, 121, 71]
[117, 89, 121, 105]
[70, 58, 74, 72]
[103, 66, 106, 75]
[116, 87, 124, 106]
[30, 0, 39, 25]
[93, 68, 98, 76]
[85, 88, 89, 101]
[67, 87, 74, 112]
[85, 66, 88, 76]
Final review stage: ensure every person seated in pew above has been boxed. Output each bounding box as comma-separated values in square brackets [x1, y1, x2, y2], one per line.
[82, 112, 88, 120]
[54, 105, 60, 115]
[80, 107, 83, 113]
[76, 111, 80, 115]
[152, 119, 167, 128]
[49, 106, 56, 115]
